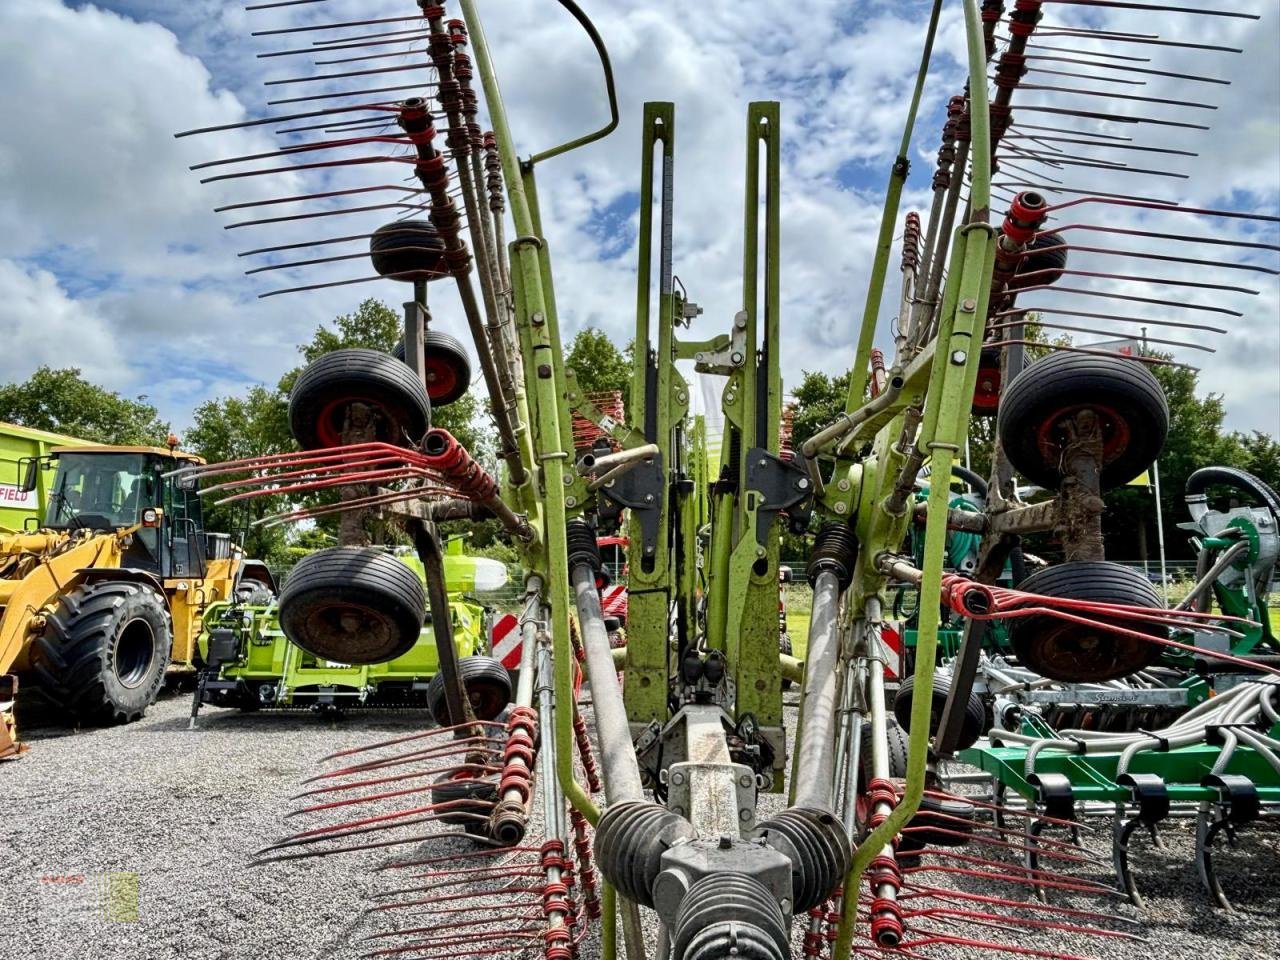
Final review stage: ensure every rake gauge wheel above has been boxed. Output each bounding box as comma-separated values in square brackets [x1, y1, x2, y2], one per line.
[369, 219, 448, 282]
[289, 348, 431, 450]
[278, 548, 425, 665]
[997, 351, 1168, 490]
[430, 771, 499, 830]
[893, 672, 987, 752]
[971, 347, 1029, 417]
[392, 330, 473, 407]
[1009, 561, 1165, 683]
[426, 654, 513, 727]
[1006, 230, 1069, 291]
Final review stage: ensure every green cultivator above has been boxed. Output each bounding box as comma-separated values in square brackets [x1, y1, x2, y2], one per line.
[175, 0, 1278, 957]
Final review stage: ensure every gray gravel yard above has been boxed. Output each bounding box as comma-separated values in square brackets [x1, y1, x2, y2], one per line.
[3, 690, 1276, 960]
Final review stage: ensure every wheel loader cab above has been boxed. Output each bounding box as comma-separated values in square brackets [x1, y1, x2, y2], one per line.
[43, 448, 209, 579]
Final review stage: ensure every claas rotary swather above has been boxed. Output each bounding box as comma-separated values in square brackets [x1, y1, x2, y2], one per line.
[174, 0, 1279, 957]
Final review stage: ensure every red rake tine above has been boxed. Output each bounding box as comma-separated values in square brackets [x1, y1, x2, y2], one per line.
[917, 788, 1090, 831]
[1018, 243, 1276, 275]
[1039, 0, 1257, 18]
[264, 62, 433, 87]
[901, 862, 1119, 898]
[999, 283, 1243, 317]
[1046, 223, 1279, 252]
[366, 885, 544, 913]
[253, 827, 502, 863]
[899, 928, 1101, 960]
[292, 761, 502, 800]
[258, 32, 433, 58]
[990, 306, 1228, 335]
[905, 906, 1143, 942]
[244, 244, 449, 275]
[174, 103, 402, 138]
[379, 845, 545, 872]
[984, 341, 1194, 369]
[987, 319, 1214, 353]
[268, 82, 440, 107]
[319, 720, 507, 762]
[901, 886, 1138, 926]
[200, 154, 419, 185]
[286, 767, 501, 817]
[251, 15, 427, 38]
[365, 911, 545, 941]
[191, 134, 426, 171]
[363, 932, 543, 960]
[217, 185, 419, 214]
[308, 738, 505, 782]
[375, 866, 544, 899]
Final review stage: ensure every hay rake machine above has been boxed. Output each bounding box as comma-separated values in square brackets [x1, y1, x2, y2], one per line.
[174, 0, 1279, 957]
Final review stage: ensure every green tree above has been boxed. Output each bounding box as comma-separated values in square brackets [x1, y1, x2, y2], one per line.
[789, 368, 853, 451]
[566, 327, 632, 403]
[0, 366, 169, 445]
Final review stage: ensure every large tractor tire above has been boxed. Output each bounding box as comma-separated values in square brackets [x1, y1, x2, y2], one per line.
[28, 581, 172, 725]
[1009, 561, 1165, 683]
[289, 348, 431, 450]
[997, 351, 1168, 490]
[426, 655, 513, 727]
[278, 548, 425, 665]
[392, 330, 473, 407]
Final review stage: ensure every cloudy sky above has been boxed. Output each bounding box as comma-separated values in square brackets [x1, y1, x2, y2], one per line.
[1, 0, 1277, 436]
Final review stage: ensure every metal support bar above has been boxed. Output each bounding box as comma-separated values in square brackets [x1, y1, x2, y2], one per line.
[793, 569, 843, 811]
[573, 562, 645, 803]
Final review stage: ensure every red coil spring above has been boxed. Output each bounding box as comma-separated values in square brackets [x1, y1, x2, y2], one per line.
[500, 706, 538, 803]
[541, 840, 574, 960]
[902, 212, 922, 272]
[866, 777, 897, 829]
[423, 429, 500, 502]
[572, 712, 602, 794]
[569, 807, 602, 920]
[804, 904, 826, 957]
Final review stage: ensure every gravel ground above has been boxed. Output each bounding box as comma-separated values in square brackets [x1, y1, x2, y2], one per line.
[3, 688, 1276, 960]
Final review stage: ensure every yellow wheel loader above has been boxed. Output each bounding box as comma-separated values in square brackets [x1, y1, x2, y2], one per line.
[0, 443, 274, 758]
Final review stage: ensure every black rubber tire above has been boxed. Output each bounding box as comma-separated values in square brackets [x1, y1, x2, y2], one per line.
[897, 793, 977, 851]
[779, 633, 793, 690]
[289, 348, 431, 450]
[893, 673, 987, 752]
[427, 655, 513, 727]
[278, 548, 425, 665]
[430, 772, 499, 829]
[27, 581, 172, 725]
[369, 219, 447, 282]
[1186, 466, 1280, 520]
[858, 718, 910, 790]
[392, 331, 472, 407]
[1010, 561, 1165, 683]
[997, 351, 1168, 490]
[1006, 231, 1068, 291]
